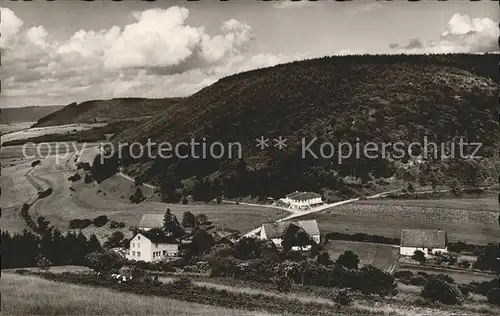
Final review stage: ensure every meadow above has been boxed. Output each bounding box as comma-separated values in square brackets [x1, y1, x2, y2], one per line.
[297, 202, 499, 245]
[1, 273, 272, 316]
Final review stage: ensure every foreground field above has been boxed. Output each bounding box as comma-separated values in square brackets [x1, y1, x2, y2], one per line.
[1, 147, 287, 240]
[0, 273, 272, 316]
[297, 202, 499, 245]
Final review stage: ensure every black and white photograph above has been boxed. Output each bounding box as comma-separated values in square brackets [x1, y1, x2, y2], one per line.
[1, 0, 499, 315]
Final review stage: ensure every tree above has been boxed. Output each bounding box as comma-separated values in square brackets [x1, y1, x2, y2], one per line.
[276, 275, 292, 293]
[195, 213, 208, 225]
[421, 277, 465, 305]
[335, 250, 360, 270]
[87, 234, 103, 254]
[93, 215, 109, 227]
[129, 187, 145, 204]
[412, 250, 426, 264]
[450, 179, 463, 196]
[36, 216, 52, 234]
[85, 251, 124, 274]
[407, 182, 415, 194]
[36, 254, 52, 272]
[104, 231, 125, 249]
[181, 211, 196, 228]
[317, 251, 333, 266]
[163, 209, 185, 238]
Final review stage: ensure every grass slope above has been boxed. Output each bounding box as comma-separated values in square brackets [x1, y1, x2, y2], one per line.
[33, 97, 183, 127]
[1, 273, 270, 316]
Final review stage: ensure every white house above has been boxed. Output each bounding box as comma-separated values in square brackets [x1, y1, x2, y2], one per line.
[138, 214, 164, 231]
[259, 219, 321, 251]
[127, 232, 179, 263]
[279, 191, 323, 210]
[399, 229, 448, 258]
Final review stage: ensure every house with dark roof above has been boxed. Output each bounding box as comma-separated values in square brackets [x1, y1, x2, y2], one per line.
[127, 230, 180, 262]
[259, 219, 320, 250]
[279, 191, 323, 210]
[399, 229, 448, 257]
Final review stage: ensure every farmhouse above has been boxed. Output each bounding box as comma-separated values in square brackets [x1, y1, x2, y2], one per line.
[138, 214, 164, 231]
[127, 231, 179, 262]
[259, 219, 320, 250]
[400, 229, 448, 257]
[279, 191, 323, 210]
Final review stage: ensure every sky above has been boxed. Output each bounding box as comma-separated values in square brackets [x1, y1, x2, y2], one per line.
[1, 0, 498, 108]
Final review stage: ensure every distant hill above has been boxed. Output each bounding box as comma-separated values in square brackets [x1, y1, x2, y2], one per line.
[0, 105, 64, 123]
[108, 54, 499, 201]
[32, 97, 184, 127]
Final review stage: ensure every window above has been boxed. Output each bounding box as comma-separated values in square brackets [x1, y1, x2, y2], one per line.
[132, 251, 136, 256]
[138, 236, 140, 240]
[163, 250, 167, 256]
[155, 243, 158, 248]
[137, 243, 140, 248]
[137, 251, 141, 257]
[132, 243, 135, 248]
[153, 252, 156, 258]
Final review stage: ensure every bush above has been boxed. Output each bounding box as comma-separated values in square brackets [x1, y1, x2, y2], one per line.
[335, 290, 352, 306]
[421, 277, 465, 305]
[394, 270, 414, 280]
[435, 273, 455, 284]
[276, 275, 292, 293]
[458, 283, 474, 297]
[411, 250, 426, 263]
[459, 260, 471, 269]
[434, 252, 458, 266]
[409, 275, 428, 286]
[93, 215, 109, 227]
[487, 288, 500, 306]
[356, 265, 398, 296]
[118, 222, 126, 228]
[335, 250, 360, 270]
[69, 218, 92, 229]
[109, 221, 119, 229]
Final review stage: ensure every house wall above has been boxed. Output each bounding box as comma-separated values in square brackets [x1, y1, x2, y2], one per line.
[127, 234, 152, 262]
[151, 243, 179, 261]
[400, 246, 448, 257]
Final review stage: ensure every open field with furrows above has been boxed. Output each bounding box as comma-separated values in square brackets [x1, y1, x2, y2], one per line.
[324, 240, 399, 271]
[297, 203, 500, 245]
[0, 273, 273, 316]
[1, 148, 287, 239]
[0, 123, 106, 144]
[355, 198, 499, 212]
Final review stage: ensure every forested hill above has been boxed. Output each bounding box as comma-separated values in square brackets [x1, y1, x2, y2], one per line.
[0, 105, 64, 123]
[32, 97, 184, 127]
[112, 54, 499, 201]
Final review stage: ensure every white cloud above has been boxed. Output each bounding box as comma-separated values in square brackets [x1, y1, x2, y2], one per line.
[274, 0, 319, 9]
[1, 7, 293, 106]
[390, 13, 499, 54]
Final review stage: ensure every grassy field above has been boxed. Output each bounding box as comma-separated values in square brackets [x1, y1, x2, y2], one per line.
[296, 202, 500, 246]
[324, 240, 399, 271]
[356, 198, 499, 212]
[0, 273, 273, 316]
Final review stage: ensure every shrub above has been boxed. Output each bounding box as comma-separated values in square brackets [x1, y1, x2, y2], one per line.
[69, 218, 92, 229]
[421, 277, 465, 305]
[409, 275, 428, 286]
[109, 221, 119, 229]
[412, 250, 426, 263]
[435, 273, 455, 284]
[118, 222, 126, 229]
[31, 160, 41, 167]
[276, 275, 292, 293]
[487, 288, 500, 306]
[335, 290, 352, 306]
[434, 251, 458, 265]
[129, 188, 145, 204]
[394, 270, 414, 280]
[458, 283, 474, 297]
[335, 250, 360, 270]
[68, 173, 81, 182]
[459, 260, 471, 269]
[93, 215, 109, 227]
[356, 265, 398, 296]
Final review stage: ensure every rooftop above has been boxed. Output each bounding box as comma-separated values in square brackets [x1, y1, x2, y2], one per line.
[400, 229, 447, 248]
[285, 191, 322, 201]
[137, 230, 180, 244]
[139, 214, 164, 229]
[262, 219, 320, 239]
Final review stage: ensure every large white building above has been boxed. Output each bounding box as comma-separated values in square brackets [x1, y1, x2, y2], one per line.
[259, 219, 320, 251]
[399, 229, 448, 258]
[127, 231, 180, 262]
[279, 191, 323, 210]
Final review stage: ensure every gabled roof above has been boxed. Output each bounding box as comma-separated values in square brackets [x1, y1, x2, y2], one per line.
[400, 229, 447, 248]
[296, 220, 320, 236]
[136, 231, 179, 244]
[262, 219, 320, 239]
[139, 214, 164, 228]
[285, 191, 322, 201]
